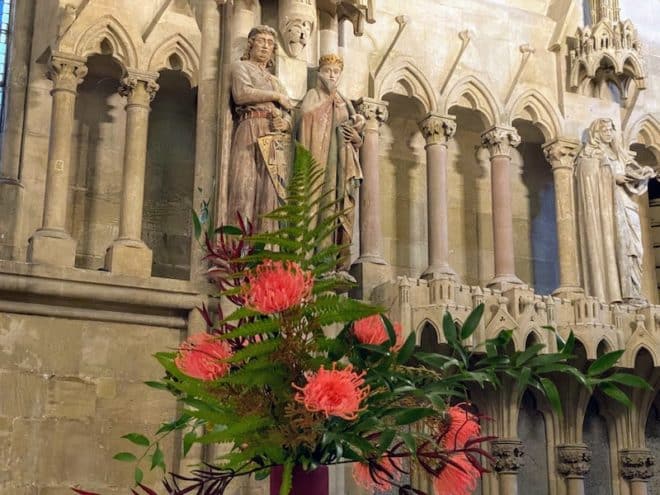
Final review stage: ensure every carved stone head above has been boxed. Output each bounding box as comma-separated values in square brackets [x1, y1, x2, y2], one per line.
[242, 25, 278, 69]
[317, 54, 344, 91]
[280, 17, 313, 58]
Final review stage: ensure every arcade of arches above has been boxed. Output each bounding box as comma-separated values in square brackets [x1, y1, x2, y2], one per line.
[0, 1, 658, 494]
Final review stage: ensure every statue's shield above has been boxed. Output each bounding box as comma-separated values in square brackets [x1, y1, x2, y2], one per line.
[257, 132, 291, 201]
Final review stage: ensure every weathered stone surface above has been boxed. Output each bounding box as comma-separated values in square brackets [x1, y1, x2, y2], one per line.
[0, 372, 47, 418]
[45, 377, 96, 420]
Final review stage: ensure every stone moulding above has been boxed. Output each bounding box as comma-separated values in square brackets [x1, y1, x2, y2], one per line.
[0, 261, 203, 329]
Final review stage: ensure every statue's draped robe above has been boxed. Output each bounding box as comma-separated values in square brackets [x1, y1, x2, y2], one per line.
[577, 146, 649, 303]
[297, 85, 362, 264]
[227, 60, 290, 231]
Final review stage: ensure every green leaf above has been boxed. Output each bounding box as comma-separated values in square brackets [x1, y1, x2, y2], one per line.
[121, 433, 150, 447]
[514, 343, 546, 367]
[442, 312, 457, 343]
[216, 225, 243, 236]
[587, 350, 624, 376]
[134, 467, 144, 485]
[460, 303, 484, 340]
[392, 407, 436, 426]
[416, 352, 457, 369]
[600, 382, 632, 407]
[113, 452, 137, 462]
[151, 443, 165, 471]
[191, 209, 202, 240]
[539, 377, 562, 415]
[396, 332, 416, 364]
[606, 373, 652, 390]
[183, 431, 197, 457]
[399, 432, 417, 453]
[144, 380, 169, 391]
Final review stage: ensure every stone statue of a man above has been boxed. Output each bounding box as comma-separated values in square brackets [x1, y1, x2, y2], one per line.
[576, 118, 656, 305]
[297, 54, 364, 270]
[227, 25, 293, 232]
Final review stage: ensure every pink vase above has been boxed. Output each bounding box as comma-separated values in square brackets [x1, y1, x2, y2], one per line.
[269, 464, 329, 495]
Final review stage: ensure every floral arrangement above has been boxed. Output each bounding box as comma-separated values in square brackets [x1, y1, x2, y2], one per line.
[83, 145, 647, 495]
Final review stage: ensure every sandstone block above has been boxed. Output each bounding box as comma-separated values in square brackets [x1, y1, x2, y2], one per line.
[104, 240, 153, 278]
[45, 377, 96, 420]
[0, 372, 47, 417]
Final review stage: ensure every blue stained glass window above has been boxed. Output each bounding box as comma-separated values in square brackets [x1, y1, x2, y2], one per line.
[0, 0, 11, 129]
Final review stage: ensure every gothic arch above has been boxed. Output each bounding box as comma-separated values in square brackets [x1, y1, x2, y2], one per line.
[416, 319, 440, 346]
[374, 58, 437, 113]
[71, 15, 139, 70]
[630, 345, 659, 368]
[506, 89, 562, 141]
[626, 114, 660, 159]
[147, 34, 200, 87]
[441, 75, 500, 127]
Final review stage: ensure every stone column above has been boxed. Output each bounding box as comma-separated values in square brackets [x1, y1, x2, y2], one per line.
[419, 113, 457, 280]
[319, 9, 339, 56]
[27, 52, 88, 267]
[557, 444, 591, 495]
[620, 449, 655, 495]
[355, 97, 388, 265]
[104, 71, 159, 277]
[492, 439, 524, 495]
[543, 138, 583, 298]
[481, 125, 523, 290]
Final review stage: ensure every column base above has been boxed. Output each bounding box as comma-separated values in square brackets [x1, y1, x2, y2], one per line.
[421, 264, 457, 281]
[487, 273, 525, 291]
[349, 260, 392, 300]
[105, 239, 153, 278]
[27, 228, 77, 267]
[552, 285, 584, 299]
[355, 253, 387, 265]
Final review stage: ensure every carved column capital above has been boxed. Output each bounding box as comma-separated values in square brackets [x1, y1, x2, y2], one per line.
[542, 138, 581, 171]
[557, 444, 592, 479]
[492, 439, 525, 474]
[481, 125, 521, 159]
[418, 113, 456, 147]
[355, 97, 389, 129]
[47, 52, 88, 93]
[619, 449, 655, 481]
[119, 70, 160, 105]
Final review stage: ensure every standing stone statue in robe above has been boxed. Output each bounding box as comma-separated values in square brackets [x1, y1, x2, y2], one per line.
[227, 25, 293, 231]
[576, 118, 656, 305]
[297, 54, 364, 270]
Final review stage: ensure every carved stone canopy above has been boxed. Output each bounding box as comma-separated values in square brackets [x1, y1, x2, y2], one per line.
[567, 18, 646, 104]
[619, 449, 655, 481]
[317, 0, 375, 36]
[557, 444, 592, 479]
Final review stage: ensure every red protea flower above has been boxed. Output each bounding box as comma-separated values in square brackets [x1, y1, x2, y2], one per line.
[352, 456, 403, 491]
[443, 405, 481, 450]
[174, 333, 232, 381]
[432, 453, 480, 495]
[353, 315, 404, 351]
[245, 260, 313, 314]
[293, 364, 370, 420]
[432, 405, 482, 495]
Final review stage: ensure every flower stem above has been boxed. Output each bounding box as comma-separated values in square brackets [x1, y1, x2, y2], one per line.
[279, 460, 295, 495]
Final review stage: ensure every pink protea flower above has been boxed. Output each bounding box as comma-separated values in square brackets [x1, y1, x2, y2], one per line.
[174, 333, 232, 381]
[245, 260, 313, 314]
[293, 364, 370, 420]
[353, 315, 404, 351]
[352, 456, 403, 491]
[433, 453, 480, 495]
[442, 405, 481, 450]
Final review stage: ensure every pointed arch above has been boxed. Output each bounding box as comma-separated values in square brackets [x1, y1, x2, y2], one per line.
[147, 33, 200, 87]
[374, 57, 437, 113]
[72, 15, 138, 70]
[631, 345, 659, 367]
[626, 114, 660, 156]
[416, 319, 440, 346]
[507, 89, 562, 141]
[441, 75, 500, 127]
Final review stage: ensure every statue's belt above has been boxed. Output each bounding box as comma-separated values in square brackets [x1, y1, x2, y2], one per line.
[238, 110, 273, 121]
